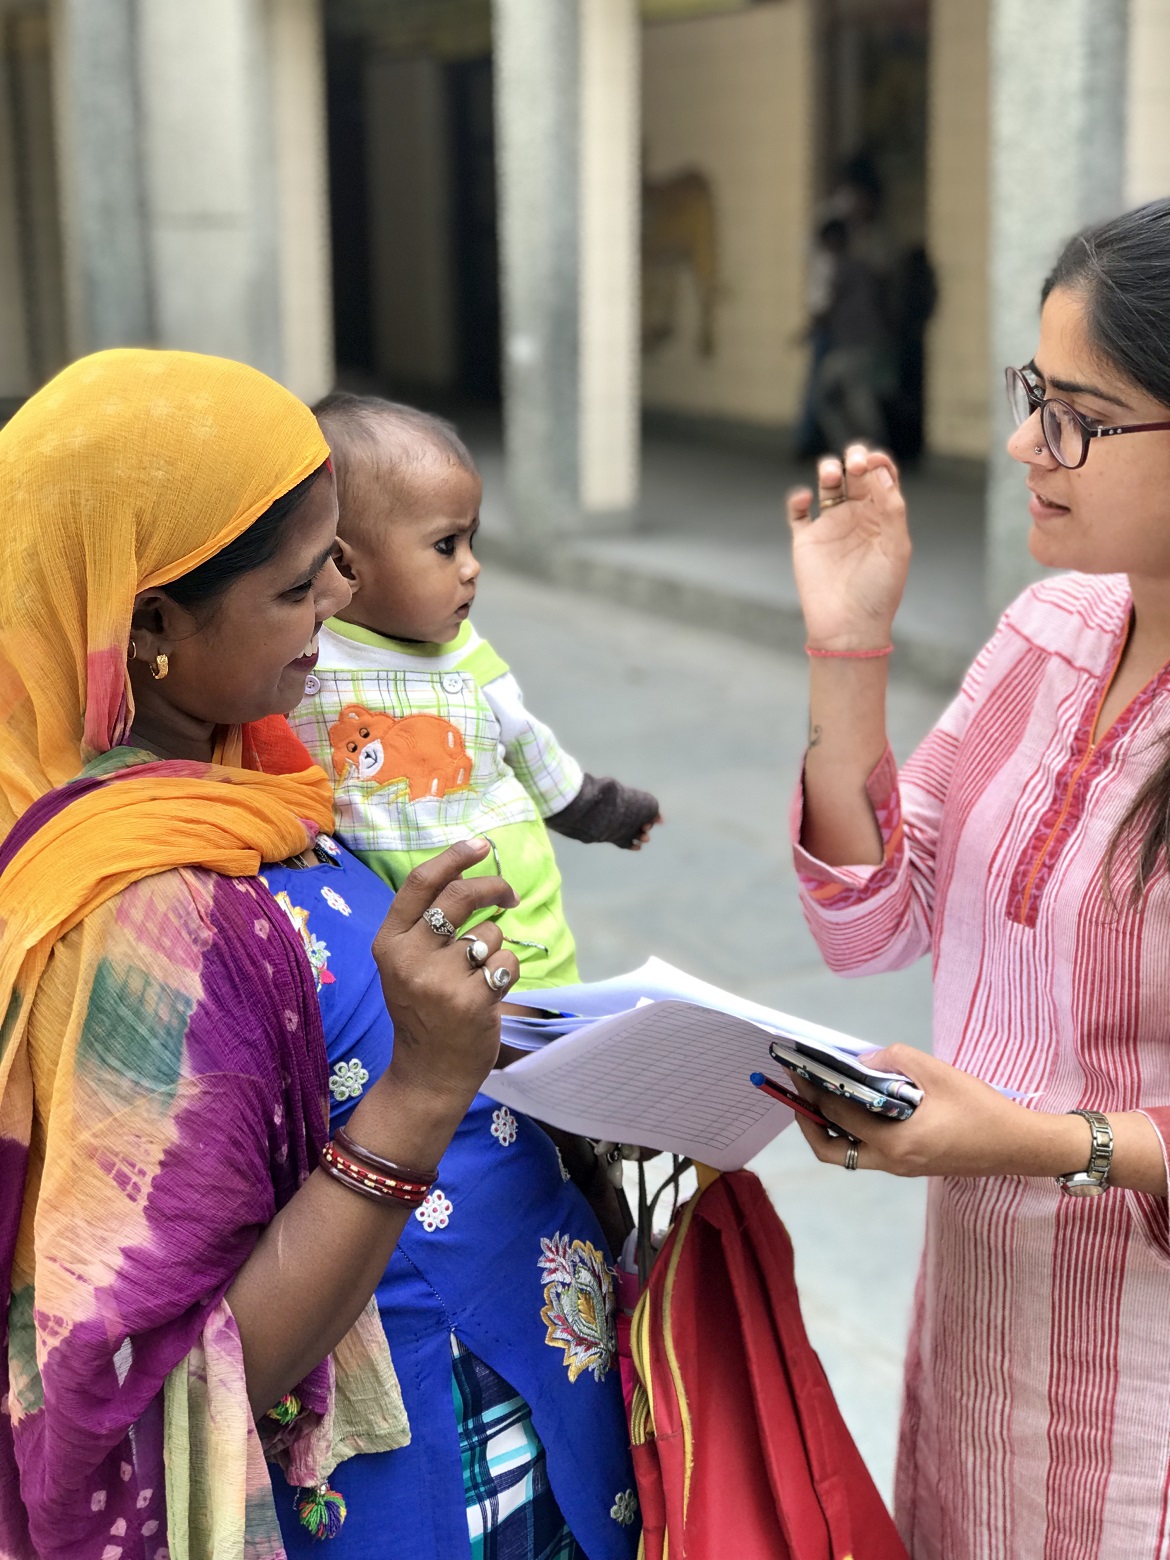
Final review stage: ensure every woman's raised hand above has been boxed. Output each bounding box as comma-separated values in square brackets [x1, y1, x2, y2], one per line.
[371, 838, 520, 1116]
[788, 443, 911, 651]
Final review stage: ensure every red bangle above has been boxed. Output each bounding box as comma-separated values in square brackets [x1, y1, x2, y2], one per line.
[333, 1126, 438, 1185]
[806, 643, 893, 659]
[319, 1141, 434, 1206]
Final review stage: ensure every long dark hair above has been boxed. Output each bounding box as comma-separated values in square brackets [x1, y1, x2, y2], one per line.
[1046, 201, 1170, 900]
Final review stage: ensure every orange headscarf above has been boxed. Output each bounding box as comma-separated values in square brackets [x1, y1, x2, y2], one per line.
[0, 346, 333, 832]
[0, 340, 338, 1071]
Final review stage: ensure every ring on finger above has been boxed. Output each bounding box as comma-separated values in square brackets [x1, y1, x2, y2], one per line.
[843, 1142, 860, 1172]
[819, 494, 847, 510]
[483, 965, 513, 993]
[423, 906, 457, 938]
[461, 935, 491, 969]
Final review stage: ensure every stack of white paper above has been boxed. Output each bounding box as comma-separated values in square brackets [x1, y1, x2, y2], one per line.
[485, 958, 879, 1171]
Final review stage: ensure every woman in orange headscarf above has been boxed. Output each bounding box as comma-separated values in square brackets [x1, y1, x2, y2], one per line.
[0, 349, 520, 1558]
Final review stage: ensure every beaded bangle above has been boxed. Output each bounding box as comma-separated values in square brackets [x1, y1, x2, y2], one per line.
[319, 1140, 433, 1206]
[806, 643, 893, 660]
[333, 1126, 438, 1185]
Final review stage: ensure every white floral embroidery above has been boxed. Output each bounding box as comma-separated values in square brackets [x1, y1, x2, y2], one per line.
[490, 1106, 518, 1147]
[320, 885, 351, 916]
[610, 1489, 638, 1526]
[329, 1058, 369, 1102]
[415, 1189, 453, 1231]
[316, 835, 341, 859]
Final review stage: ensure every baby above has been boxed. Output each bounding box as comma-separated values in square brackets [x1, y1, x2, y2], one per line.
[290, 392, 661, 989]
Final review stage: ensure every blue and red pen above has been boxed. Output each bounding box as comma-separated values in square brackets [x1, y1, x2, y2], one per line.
[750, 1070, 854, 1141]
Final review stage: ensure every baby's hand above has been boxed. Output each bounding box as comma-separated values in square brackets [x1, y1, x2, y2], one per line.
[628, 813, 664, 851]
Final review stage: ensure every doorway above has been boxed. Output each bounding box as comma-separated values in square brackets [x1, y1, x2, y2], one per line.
[322, 2, 501, 412]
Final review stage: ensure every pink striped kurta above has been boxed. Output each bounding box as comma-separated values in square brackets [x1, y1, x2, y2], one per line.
[792, 573, 1170, 1560]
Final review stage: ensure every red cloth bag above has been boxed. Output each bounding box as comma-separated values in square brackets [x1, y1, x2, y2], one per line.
[628, 1169, 908, 1560]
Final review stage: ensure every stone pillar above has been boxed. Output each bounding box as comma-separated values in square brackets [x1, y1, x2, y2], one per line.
[136, 0, 281, 376]
[0, 23, 32, 398]
[49, 0, 153, 354]
[49, 0, 332, 396]
[986, 0, 1128, 613]
[492, 0, 580, 544]
[1126, 0, 1170, 206]
[9, 11, 68, 387]
[579, 0, 641, 517]
[267, 0, 334, 403]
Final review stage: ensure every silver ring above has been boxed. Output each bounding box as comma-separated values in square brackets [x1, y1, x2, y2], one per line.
[462, 937, 491, 969]
[844, 1142, 859, 1172]
[483, 965, 512, 993]
[423, 906, 457, 938]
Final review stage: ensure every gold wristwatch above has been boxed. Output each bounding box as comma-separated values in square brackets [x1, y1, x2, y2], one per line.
[1056, 1109, 1114, 1197]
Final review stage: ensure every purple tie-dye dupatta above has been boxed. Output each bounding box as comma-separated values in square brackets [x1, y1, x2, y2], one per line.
[0, 771, 407, 1560]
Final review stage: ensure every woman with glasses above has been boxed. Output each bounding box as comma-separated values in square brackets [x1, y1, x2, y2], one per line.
[784, 199, 1170, 1558]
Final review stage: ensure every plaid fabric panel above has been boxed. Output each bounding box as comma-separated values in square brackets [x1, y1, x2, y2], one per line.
[451, 1335, 584, 1560]
[290, 667, 542, 852]
[507, 724, 583, 817]
[481, 674, 584, 820]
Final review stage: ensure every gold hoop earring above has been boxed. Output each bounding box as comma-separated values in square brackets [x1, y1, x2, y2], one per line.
[150, 652, 169, 681]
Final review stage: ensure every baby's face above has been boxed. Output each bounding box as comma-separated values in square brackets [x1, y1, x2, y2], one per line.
[341, 456, 482, 644]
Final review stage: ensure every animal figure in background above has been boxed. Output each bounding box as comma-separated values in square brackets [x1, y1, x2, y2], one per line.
[642, 167, 719, 357]
[328, 704, 471, 801]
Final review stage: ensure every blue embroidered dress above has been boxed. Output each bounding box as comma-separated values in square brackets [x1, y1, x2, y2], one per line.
[262, 841, 638, 1560]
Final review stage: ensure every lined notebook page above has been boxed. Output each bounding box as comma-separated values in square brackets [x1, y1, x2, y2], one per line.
[482, 1000, 794, 1171]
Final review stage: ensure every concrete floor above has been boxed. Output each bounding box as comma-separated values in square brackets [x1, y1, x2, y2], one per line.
[472, 565, 951, 1503]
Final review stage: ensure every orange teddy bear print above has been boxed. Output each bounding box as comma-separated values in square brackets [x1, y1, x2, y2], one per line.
[328, 705, 472, 801]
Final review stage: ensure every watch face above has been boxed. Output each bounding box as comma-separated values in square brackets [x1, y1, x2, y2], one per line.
[1059, 1174, 1107, 1197]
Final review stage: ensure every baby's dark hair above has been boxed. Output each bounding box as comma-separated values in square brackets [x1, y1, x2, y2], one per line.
[312, 391, 477, 530]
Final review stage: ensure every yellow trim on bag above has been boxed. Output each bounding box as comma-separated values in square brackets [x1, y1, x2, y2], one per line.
[660, 1190, 701, 1524]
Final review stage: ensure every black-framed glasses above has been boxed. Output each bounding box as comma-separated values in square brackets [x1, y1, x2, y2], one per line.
[1005, 366, 1170, 469]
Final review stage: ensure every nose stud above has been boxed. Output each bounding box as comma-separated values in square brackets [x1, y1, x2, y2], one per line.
[1034, 446, 1044, 456]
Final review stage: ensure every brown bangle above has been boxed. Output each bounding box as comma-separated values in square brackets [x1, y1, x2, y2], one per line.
[333, 1125, 438, 1185]
[320, 1141, 434, 1206]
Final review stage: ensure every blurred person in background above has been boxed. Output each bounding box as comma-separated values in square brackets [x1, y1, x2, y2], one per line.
[812, 216, 895, 454]
[787, 199, 1170, 1557]
[793, 218, 844, 459]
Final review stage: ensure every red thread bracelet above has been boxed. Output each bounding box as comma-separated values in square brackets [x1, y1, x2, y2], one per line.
[806, 643, 893, 660]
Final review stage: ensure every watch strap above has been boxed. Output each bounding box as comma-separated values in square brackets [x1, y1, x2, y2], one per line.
[1057, 1109, 1114, 1193]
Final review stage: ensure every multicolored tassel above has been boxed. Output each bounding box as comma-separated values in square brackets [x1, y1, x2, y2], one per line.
[266, 1392, 302, 1426]
[297, 1481, 347, 1540]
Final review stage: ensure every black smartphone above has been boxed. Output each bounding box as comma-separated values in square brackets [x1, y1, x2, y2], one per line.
[769, 1039, 916, 1121]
